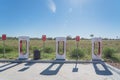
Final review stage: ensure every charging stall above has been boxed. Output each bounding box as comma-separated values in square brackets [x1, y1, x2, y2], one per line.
[18, 36, 30, 59]
[56, 37, 66, 60]
[92, 38, 102, 60]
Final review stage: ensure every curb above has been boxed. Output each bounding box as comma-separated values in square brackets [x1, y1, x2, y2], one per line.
[0, 59, 104, 63]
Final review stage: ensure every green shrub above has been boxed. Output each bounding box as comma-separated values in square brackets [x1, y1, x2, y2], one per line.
[43, 47, 53, 53]
[0, 46, 3, 53]
[70, 48, 85, 59]
[0, 46, 13, 53]
[103, 48, 115, 58]
[5, 46, 13, 53]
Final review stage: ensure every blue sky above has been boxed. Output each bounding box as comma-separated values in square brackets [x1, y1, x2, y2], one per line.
[0, 0, 120, 38]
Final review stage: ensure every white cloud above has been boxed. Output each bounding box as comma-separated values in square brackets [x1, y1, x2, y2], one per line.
[48, 0, 56, 13]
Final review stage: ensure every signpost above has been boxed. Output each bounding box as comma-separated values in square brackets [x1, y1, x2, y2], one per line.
[73, 36, 80, 72]
[76, 36, 80, 59]
[2, 34, 6, 58]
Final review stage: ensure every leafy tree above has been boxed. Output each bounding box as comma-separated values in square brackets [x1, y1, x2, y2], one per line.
[67, 35, 72, 40]
[90, 34, 94, 38]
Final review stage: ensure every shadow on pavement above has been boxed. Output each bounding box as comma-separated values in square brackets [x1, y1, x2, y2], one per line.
[93, 61, 113, 75]
[24, 62, 35, 66]
[18, 67, 30, 72]
[72, 62, 78, 72]
[18, 62, 35, 72]
[40, 62, 64, 75]
[0, 62, 12, 68]
[0, 62, 21, 72]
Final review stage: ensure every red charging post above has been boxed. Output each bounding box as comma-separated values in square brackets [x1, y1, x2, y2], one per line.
[20, 40, 22, 54]
[42, 35, 46, 48]
[98, 42, 101, 55]
[2, 34, 6, 58]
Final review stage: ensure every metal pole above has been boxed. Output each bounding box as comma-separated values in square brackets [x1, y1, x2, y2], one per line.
[76, 41, 78, 65]
[3, 40, 5, 58]
[43, 41, 45, 50]
[77, 41, 79, 60]
[75, 41, 79, 69]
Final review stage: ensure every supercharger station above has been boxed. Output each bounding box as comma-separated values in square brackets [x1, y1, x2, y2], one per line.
[92, 38, 102, 60]
[18, 36, 30, 60]
[56, 37, 66, 60]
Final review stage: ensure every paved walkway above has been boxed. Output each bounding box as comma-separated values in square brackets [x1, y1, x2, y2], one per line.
[0, 62, 120, 80]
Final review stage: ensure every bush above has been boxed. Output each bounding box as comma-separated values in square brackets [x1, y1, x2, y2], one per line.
[103, 48, 115, 58]
[0, 46, 3, 53]
[70, 48, 85, 59]
[43, 47, 53, 53]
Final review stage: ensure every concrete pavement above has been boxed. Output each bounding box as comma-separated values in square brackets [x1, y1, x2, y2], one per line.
[0, 62, 120, 80]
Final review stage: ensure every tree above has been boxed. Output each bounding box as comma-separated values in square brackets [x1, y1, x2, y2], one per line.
[90, 34, 94, 38]
[66, 35, 72, 40]
[47, 37, 53, 40]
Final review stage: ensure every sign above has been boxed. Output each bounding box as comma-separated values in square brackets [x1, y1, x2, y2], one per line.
[2, 34, 6, 40]
[42, 35, 46, 41]
[76, 36, 80, 41]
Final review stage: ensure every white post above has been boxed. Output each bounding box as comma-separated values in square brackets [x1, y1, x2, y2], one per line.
[18, 36, 30, 59]
[56, 37, 66, 60]
[92, 38, 102, 60]
[3, 40, 5, 58]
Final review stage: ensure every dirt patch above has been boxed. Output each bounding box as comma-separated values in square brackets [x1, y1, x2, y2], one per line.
[107, 62, 120, 69]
